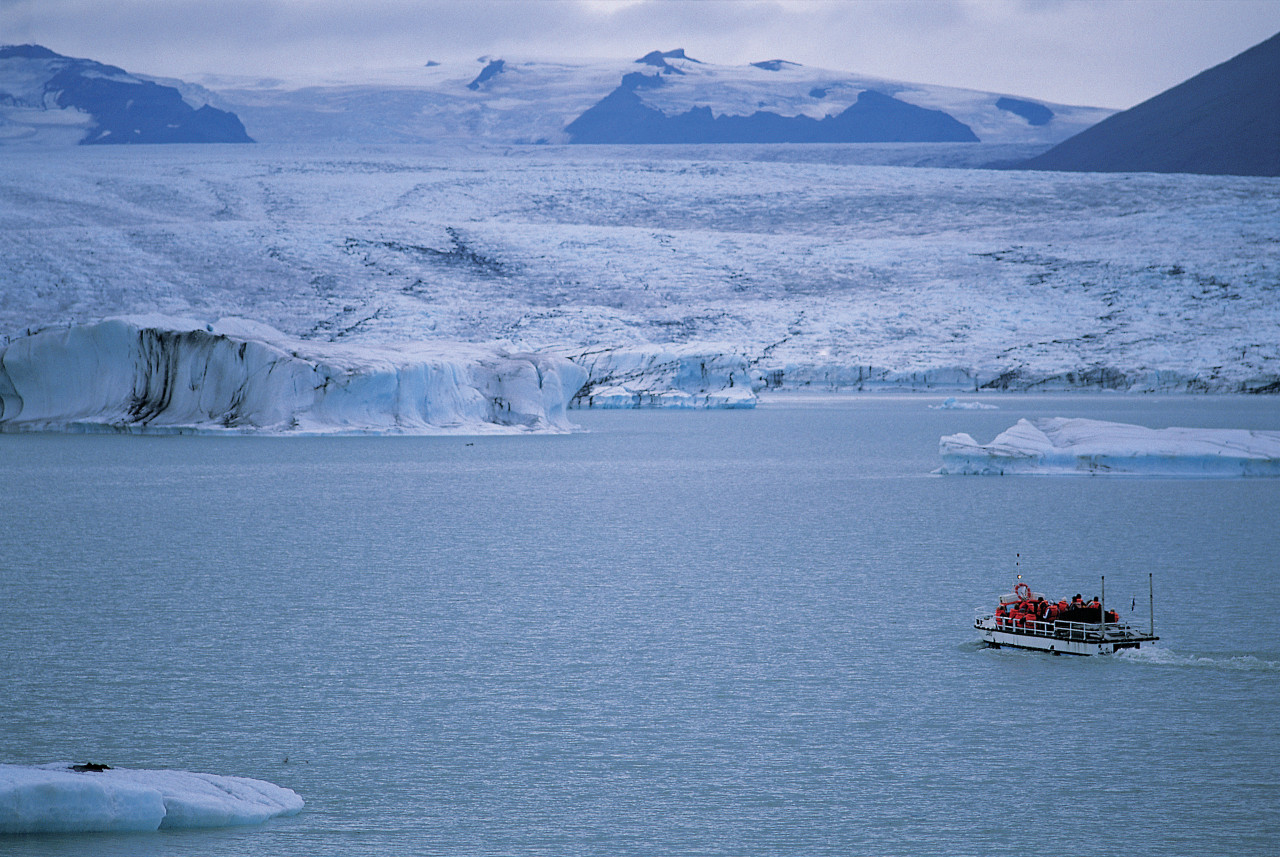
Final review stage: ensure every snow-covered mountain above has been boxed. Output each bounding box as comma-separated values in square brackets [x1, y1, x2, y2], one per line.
[0, 45, 252, 146]
[1, 45, 1111, 151]
[206, 49, 1112, 147]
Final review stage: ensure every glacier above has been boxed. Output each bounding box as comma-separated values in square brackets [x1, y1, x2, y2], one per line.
[0, 145, 1277, 406]
[0, 763, 302, 834]
[938, 417, 1280, 476]
[0, 317, 587, 434]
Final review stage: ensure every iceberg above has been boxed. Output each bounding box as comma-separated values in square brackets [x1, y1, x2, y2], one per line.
[0, 763, 302, 834]
[0, 317, 587, 434]
[939, 417, 1280, 476]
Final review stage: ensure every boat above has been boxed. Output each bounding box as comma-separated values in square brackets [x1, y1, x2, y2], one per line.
[974, 574, 1158, 656]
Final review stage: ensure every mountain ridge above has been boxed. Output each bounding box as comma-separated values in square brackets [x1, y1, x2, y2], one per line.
[1016, 31, 1280, 176]
[0, 44, 252, 145]
[201, 49, 1112, 147]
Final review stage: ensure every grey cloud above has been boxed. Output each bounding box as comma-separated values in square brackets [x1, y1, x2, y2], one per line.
[2, 0, 1278, 107]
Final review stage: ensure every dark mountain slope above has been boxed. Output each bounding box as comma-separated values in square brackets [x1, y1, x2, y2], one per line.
[0, 44, 252, 144]
[1016, 32, 1279, 176]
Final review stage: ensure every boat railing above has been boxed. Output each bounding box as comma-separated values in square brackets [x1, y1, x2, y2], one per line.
[978, 611, 1151, 642]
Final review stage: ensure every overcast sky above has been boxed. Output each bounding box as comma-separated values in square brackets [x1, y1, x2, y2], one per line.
[3, 0, 1278, 108]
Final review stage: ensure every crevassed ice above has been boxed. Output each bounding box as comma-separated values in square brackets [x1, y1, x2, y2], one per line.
[0, 763, 303, 834]
[558, 345, 758, 409]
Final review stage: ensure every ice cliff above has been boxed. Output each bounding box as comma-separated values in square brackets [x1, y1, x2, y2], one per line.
[562, 345, 756, 408]
[939, 417, 1280, 476]
[0, 763, 302, 834]
[0, 317, 587, 434]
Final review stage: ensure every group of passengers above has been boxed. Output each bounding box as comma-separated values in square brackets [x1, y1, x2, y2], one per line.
[995, 593, 1114, 631]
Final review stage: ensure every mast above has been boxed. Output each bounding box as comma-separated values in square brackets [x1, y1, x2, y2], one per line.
[1149, 572, 1155, 637]
[1101, 575, 1106, 641]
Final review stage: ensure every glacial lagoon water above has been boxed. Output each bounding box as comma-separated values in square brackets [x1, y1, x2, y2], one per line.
[2, 394, 1278, 856]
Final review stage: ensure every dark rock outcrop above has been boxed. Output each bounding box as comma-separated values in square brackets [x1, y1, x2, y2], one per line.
[996, 97, 1054, 127]
[467, 59, 506, 90]
[566, 75, 978, 144]
[636, 49, 700, 75]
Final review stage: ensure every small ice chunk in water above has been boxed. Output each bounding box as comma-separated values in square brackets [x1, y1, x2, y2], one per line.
[928, 396, 998, 410]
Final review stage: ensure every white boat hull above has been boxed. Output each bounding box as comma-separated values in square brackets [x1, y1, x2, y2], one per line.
[974, 615, 1157, 656]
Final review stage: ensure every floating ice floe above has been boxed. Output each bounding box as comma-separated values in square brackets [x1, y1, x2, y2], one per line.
[928, 396, 998, 410]
[0, 316, 587, 434]
[938, 417, 1280, 476]
[0, 763, 302, 834]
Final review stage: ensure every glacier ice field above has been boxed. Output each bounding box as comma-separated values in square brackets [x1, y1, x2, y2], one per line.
[1, 142, 1278, 402]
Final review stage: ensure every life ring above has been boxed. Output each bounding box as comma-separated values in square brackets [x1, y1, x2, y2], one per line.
[1014, 582, 1032, 600]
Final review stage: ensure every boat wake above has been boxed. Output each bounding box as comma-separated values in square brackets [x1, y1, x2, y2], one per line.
[1114, 646, 1280, 672]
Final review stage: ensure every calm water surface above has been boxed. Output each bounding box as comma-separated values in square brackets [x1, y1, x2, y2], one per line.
[1, 395, 1278, 856]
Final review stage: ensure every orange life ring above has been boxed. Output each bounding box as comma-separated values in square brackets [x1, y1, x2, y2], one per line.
[1014, 582, 1031, 601]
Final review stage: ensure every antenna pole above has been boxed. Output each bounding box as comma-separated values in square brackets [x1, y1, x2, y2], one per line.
[1149, 573, 1155, 637]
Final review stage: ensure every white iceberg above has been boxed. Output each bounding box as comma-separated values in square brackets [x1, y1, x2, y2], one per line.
[939, 417, 1280, 476]
[0, 763, 302, 834]
[0, 317, 587, 434]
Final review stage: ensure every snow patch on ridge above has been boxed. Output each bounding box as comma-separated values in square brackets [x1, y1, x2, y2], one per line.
[0, 317, 587, 434]
[938, 417, 1280, 476]
[0, 763, 302, 834]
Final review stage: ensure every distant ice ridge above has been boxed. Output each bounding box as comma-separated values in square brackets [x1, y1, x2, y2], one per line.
[939, 417, 1280, 476]
[0, 317, 587, 434]
[560, 350, 1280, 411]
[0, 763, 302, 834]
